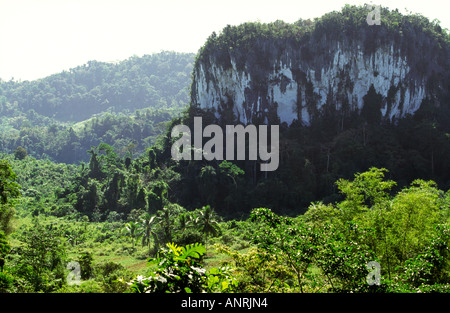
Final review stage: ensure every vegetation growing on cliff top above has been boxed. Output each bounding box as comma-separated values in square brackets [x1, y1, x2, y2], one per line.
[196, 4, 449, 79]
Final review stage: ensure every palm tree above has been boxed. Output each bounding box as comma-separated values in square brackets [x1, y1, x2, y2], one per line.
[177, 212, 193, 233]
[157, 207, 173, 243]
[124, 221, 141, 248]
[195, 205, 221, 250]
[138, 213, 159, 255]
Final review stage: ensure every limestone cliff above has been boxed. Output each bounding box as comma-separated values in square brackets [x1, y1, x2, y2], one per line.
[190, 6, 449, 126]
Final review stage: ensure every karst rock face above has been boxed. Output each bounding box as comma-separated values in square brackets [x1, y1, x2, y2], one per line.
[190, 8, 449, 126]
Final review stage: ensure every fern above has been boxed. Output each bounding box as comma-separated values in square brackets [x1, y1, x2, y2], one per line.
[162, 242, 206, 262]
[176, 243, 206, 261]
[166, 242, 183, 256]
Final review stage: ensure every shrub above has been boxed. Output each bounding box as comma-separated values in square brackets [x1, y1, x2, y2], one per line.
[0, 271, 14, 292]
[128, 243, 237, 293]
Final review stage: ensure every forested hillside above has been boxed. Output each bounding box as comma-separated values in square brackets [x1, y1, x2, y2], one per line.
[0, 5, 449, 295]
[0, 51, 194, 121]
[0, 51, 194, 163]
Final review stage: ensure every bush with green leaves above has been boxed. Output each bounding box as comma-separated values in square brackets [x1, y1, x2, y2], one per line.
[10, 221, 67, 292]
[0, 230, 14, 292]
[394, 224, 450, 291]
[250, 207, 320, 292]
[0, 271, 15, 292]
[127, 242, 237, 293]
[0, 159, 21, 235]
[94, 261, 132, 293]
[213, 243, 293, 293]
[77, 252, 94, 280]
[314, 222, 379, 292]
[303, 168, 450, 292]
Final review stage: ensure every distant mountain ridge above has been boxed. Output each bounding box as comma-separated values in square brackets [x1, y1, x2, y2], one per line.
[0, 51, 195, 163]
[0, 51, 195, 122]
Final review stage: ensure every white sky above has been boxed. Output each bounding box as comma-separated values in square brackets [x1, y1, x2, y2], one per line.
[0, 0, 448, 81]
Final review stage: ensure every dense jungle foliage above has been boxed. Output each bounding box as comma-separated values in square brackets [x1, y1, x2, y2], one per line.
[0, 5, 449, 294]
[0, 51, 194, 163]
